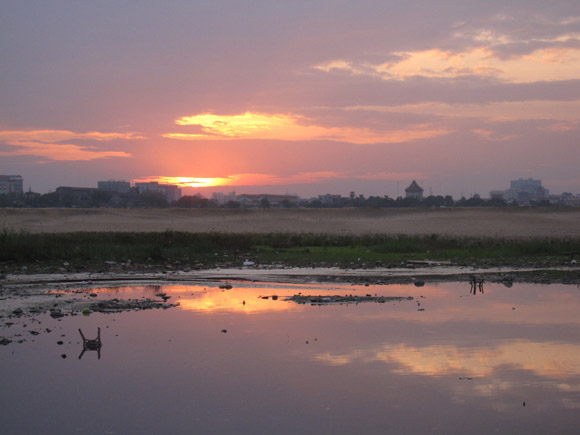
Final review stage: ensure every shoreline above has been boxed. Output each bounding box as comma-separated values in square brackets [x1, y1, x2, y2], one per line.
[2, 264, 579, 322]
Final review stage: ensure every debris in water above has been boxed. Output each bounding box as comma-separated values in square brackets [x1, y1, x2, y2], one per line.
[283, 295, 413, 305]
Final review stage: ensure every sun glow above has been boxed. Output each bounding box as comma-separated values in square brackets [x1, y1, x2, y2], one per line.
[134, 171, 427, 189]
[132, 176, 233, 188]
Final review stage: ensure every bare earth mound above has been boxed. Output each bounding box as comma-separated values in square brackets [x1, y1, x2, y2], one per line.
[2, 207, 579, 237]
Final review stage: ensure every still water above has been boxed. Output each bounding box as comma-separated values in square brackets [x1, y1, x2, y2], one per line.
[2, 281, 580, 434]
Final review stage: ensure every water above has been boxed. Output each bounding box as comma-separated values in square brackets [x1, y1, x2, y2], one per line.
[1, 281, 580, 434]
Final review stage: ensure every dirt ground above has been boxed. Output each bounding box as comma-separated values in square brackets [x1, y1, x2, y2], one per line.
[2, 207, 580, 237]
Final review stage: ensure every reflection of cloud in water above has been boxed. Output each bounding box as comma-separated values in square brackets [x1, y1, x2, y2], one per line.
[316, 340, 580, 378]
[315, 340, 580, 408]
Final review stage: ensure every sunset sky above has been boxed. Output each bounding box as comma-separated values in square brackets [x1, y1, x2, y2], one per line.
[1, 1, 579, 198]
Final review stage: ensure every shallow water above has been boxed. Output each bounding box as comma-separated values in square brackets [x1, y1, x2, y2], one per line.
[2, 281, 580, 434]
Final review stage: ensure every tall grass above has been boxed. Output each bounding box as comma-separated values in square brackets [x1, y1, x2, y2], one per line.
[1, 230, 578, 266]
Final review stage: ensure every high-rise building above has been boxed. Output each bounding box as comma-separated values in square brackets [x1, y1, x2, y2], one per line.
[503, 178, 548, 202]
[0, 175, 23, 195]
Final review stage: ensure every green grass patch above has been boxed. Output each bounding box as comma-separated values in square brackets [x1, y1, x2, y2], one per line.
[1, 230, 579, 269]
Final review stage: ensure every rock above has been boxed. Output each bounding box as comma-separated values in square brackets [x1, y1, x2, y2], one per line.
[0, 338, 12, 345]
[60, 354, 67, 359]
[219, 284, 233, 290]
[414, 281, 425, 287]
[12, 308, 23, 316]
[50, 311, 65, 319]
[57, 341, 64, 345]
[221, 329, 227, 333]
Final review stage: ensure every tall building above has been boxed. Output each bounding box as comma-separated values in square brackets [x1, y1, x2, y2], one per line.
[0, 175, 23, 195]
[98, 180, 131, 193]
[405, 180, 424, 200]
[503, 178, 549, 202]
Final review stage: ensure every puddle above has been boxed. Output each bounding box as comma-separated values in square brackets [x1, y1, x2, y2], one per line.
[2, 281, 580, 434]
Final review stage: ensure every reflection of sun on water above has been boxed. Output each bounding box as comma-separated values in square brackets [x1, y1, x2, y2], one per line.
[160, 283, 413, 314]
[162, 285, 304, 314]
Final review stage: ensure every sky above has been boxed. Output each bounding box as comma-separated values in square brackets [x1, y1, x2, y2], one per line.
[1, 0, 579, 198]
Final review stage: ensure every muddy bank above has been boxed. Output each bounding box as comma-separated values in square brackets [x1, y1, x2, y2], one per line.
[1, 264, 579, 320]
[1, 264, 579, 347]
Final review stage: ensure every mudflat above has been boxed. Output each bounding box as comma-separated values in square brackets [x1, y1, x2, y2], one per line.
[1, 207, 579, 237]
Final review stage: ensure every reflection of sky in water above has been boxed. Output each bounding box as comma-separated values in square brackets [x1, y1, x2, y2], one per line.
[1, 282, 580, 433]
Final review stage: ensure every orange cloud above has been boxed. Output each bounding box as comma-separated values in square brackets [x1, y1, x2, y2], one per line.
[0, 129, 138, 161]
[471, 129, 519, 141]
[164, 112, 450, 144]
[538, 121, 580, 132]
[0, 141, 131, 161]
[345, 100, 580, 122]
[315, 45, 580, 83]
[0, 129, 143, 142]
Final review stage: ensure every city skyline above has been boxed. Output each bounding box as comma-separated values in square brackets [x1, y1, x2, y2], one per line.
[1, 1, 579, 198]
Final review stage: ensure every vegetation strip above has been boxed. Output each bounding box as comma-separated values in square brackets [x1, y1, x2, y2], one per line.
[1, 230, 579, 274]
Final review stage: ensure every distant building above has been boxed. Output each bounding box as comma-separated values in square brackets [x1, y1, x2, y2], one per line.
[236, 193, 300, 207]
[135, 181, 182, 202]
[318, 194, 342, 206]
[490, 190, 505, 200]
[212, 191, 236, 205]
[0, 175, 23, 195]
[498, 178, 549, 203]
[405, 180, 424, 200]
[56, 186, 99, 207]
[98, 180, 130, 193]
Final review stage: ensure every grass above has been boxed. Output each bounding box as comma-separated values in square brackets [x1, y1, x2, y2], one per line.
[1, 230, 579, 271]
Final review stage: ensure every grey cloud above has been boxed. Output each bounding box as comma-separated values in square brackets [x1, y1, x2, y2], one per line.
[490, 38, 580, 59]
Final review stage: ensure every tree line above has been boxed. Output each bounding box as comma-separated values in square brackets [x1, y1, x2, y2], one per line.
[0, 190, 551, 208]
